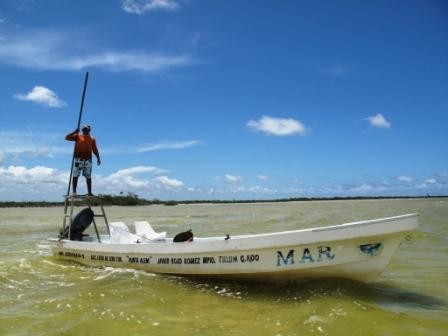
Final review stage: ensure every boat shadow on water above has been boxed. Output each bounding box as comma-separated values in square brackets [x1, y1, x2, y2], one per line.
[174, 276, 447, 311]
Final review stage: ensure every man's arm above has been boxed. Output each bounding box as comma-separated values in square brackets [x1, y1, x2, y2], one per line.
[92, 138, 101, 165]
[65, 129, 79, 141]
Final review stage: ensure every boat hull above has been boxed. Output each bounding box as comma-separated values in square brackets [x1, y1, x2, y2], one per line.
[50, 213, 419, 283]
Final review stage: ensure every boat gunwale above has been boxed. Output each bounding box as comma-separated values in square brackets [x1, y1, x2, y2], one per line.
[231, 213, 419, 238]
[50, 213, 419, 254]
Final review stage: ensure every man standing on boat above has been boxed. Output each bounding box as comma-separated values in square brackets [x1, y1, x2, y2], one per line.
[65, 124, 101, 196]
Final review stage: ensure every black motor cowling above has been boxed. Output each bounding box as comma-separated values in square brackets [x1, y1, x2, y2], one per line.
[62, 208, 94, 240]
[173, 229, 193, 242]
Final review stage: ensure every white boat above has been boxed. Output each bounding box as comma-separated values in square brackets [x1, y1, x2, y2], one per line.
[49, 199, 419, 283]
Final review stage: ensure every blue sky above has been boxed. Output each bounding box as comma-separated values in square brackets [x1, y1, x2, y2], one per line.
[0, 0, 447, 201]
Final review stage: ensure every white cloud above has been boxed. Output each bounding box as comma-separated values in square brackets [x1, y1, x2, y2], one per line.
[414, 177, 443, 191]
[14, 86, 66, 108]
[0, 130, 69, 158]
[122, 0, 180, 14]
[367, 114, 391, 129]
[225, 174, 243, 183]
[100, 166, 164, 191]
[155, 176, 184, 188]
[0, 128, 201, 160]
[99, 166, 185, 192]
[0, 164, 185, 199]
[136, 140, 201, 153]
[397, 176, 413, 182]
[425, 178, 437, 184]
[0, 165, 174, 198]
[350, 183, 373, 193]
[20, 166, 47, 179]
[247, 116, 307, 136]
[65, 51, 193, 73]
[0, 31, 195, 73]
[257, 175, 269, 180]
[0, 165, 68, 198]
[248, 186, 277, 194]
[2, 162, 447, 200]
[105, 166, 166, 181]
[123, 176, 150, 188]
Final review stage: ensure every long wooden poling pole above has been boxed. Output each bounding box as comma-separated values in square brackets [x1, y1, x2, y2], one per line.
[66, 72, 89, 196]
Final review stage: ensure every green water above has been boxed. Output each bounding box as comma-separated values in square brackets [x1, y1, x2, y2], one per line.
[1, 199, 447, 335]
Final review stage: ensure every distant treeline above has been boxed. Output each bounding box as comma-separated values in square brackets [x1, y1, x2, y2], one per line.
[0, 201, 64, 208]
[0, 194, 446, 208]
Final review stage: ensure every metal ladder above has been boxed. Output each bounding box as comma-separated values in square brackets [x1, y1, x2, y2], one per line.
[62, 195, 111, 242]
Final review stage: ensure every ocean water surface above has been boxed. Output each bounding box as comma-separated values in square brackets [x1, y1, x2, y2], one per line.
[0, 199, 447, 335]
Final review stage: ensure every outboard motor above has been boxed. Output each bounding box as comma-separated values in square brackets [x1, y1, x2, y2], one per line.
[173, 229, 193, 242]
[62, 208, 94, 241]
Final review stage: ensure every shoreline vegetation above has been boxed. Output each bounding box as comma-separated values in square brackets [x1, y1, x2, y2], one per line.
[0, 193, 446, 208]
